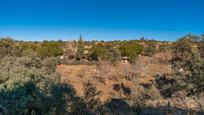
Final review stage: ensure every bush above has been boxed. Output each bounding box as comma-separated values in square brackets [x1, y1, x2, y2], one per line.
[0, 55, 50, 89]
[75, 36, 85, 60]
[119, 41, 143, 62]
[18, 42, 38, 51]
[144, 85, 162, 101]
[0, 53, 82, 114]
[143, 42, 157, 56]
[0, 81, 79, 115]
[88, 43, 121, 62]
[108, 46, 122, 62]
[89, 43, 111, 61]
[154, 74, 176, 98]
[36, 41, 63, 58]
[42, 57, 60, 74]
[172, 34, 204, 96]
[0, 38, 14, 58]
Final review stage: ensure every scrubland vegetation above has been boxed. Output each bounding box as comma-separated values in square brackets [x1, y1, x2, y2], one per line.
[0, 34, 204, 114]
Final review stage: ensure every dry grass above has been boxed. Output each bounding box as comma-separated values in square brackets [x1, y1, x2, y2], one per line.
[56, 54, 172, 102]
[152, 51, 172, 64]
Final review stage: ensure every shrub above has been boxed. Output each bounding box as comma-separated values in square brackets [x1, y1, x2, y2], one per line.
[143, 42, 157, 56]
[0, 38, 14, 58]
[119, 41, 143, 62]
[20, 42, 38, 51]
[0, 81, 78, 115]
[172, 34, 204, 96]
[0, 53, 80, 114]
[143, 85, 162, 101]
[89, 43, 111, 61]
[36, 41, 63, 58]
[108, 46, 122, 62]
[76, 36, 85, 60]
[42, 57, 60, 74]
[154, 74, 176, 98]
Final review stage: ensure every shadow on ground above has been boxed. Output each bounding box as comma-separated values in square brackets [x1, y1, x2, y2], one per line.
[0, 81, 203, 115]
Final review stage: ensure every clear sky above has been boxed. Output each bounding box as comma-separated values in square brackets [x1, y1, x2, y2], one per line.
[0, 0, 203, 41]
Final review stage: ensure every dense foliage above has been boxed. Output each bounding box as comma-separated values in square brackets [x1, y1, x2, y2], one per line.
[172, 34, 204, 96]
[88, 43, 121, 62]
[36, 41, 64, 58]
[0, 52, 78, 114]
[0, 38, 14, 58]
[0, 39, 80, 114]
[119, 41, 143, 62]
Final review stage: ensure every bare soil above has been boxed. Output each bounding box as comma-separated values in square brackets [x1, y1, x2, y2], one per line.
[57, 55, 172, 102]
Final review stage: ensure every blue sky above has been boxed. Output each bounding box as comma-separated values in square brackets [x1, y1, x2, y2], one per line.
[0, 0, 203, 41]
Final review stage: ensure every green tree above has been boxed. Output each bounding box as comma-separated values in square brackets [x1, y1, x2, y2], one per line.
[0, 53, 80, 114]
[89, 43, 110, 61]
[172, 34, 204, 95]
[36, 41, 63, 58]
[89, 43, 121, 62]
[119, 41, 143, 62]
